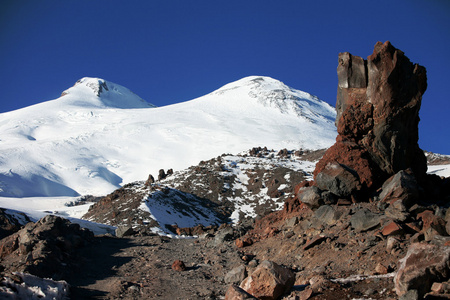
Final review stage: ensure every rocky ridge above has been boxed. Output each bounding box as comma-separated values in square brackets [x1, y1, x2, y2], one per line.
[83, 148, 325, 235]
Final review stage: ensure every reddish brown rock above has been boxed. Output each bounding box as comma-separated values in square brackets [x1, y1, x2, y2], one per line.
[314, 141, 379, 192]
[225, 285, 258, 300]
[395, 243, 450, 298]
[314, 41, 427, 199]
[375, 262, 389, 275]
[298, 287, 313, 300]
[382, 221, 403, 236]
[171, 260, 186, 271]
[303, 235, 326, 251]
[240, 260, 295, 300]
[236, 237, 253, 248]
[417, 210, 447, 241]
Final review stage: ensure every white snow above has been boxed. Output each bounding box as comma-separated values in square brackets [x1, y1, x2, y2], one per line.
[0, 196, 115, 235]
[0, 273, 69, 300]
[0, 76, 336, 200]
[427, 164, 450, 177]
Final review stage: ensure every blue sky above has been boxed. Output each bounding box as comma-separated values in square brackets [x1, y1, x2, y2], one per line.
[1, 1, 449, 154]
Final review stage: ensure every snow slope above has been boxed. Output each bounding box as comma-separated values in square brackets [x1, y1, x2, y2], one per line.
[0, 76, 337, 198]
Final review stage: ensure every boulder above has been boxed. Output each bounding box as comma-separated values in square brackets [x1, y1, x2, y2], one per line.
[312, 205, 342, 226]
[285, 217, 298, 228]
[385, 200, 409, 222]
[379, 170, 419, 208]
[115, 225, 134, 238]
[350, 208, 383, 232]
[0, 215, 93, 279]
[225, 265, 247, 285]
[315, 162, 361, 197]
[395, 243, 450, 298]
[214, 226, 234, 245]
[240, 260, 295, 300]
[417, 210, 447, 241]
[298, 186, 323, 210]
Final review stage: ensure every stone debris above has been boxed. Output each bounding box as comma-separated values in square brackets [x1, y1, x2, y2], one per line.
[240, 260, 295, 300]
[171, 259, 187, 272]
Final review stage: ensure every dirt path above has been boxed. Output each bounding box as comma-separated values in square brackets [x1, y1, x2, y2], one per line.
[67, 234, 243, 299]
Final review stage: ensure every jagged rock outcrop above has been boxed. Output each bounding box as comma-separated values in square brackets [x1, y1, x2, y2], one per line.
[0, 215, 93, 280]
[315, 41, 427, 196]
[0, 209, 31, 240]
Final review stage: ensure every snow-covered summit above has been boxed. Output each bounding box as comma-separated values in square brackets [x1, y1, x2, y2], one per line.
[0, 76, 337, 198]
[204, 76, 336, 123]
[60, 77, 155, 109]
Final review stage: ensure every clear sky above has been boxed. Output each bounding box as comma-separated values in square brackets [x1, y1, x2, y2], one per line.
[1, 0, 449, 154]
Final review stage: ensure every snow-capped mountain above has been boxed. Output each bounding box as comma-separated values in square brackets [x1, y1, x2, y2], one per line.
[0, 76, 337, 198]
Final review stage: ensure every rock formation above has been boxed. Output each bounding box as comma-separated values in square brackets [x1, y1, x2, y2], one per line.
[315, 41, 427, 197]
[0, 215, 93, 280]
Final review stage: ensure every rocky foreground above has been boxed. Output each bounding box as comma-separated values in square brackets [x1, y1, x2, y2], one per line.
[1, 41, 450, 300]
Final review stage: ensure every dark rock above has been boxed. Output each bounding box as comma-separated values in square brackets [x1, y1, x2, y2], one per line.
[315, 162, 361, 197]
[115, 225, 134, 238]
[158, 169, 167, 181]
[144, 174, 155, 186]
[399, 289, 419, 300]
[314, 141, 379, 193]
[385, 200, 409, 222]
[380, 170, 419, 208]
[350, 208, 383, 232]
[0, 209, 31, 239]
[277, 149, 289, 157]
[285, 217, 298, 228]
[298, 186, 323, 210]
[0, 215, 93, 279]
[395, 243, 450, 298]
[312, 205, 342, 226]
[225, 265, 247, 285]
[214, 226, 234, 245]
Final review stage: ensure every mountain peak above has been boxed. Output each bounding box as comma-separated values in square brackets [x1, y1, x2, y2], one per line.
[210, 76, 336, 123]
[60, 77, 155, 109]
[214, 76, 287, 93]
